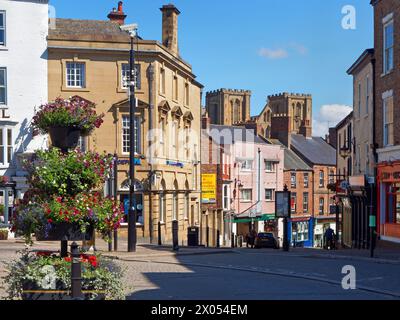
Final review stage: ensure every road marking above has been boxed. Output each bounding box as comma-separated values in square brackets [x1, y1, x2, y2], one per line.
[118, 258, 400, 299]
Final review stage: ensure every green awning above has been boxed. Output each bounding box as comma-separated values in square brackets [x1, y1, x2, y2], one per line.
[225, 214, 276, 223]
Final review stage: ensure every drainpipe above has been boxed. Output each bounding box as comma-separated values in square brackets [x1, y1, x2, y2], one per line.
[371, 57, 377, 256]
[257, 147, 261, 231]
[148, 63, 155, 244]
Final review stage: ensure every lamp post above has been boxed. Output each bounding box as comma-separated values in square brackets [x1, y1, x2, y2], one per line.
[121, 24, 138, 252]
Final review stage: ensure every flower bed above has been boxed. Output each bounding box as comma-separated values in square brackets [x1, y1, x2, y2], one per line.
[3, 250, 125, 300]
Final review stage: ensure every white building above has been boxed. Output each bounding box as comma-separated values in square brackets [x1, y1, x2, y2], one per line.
[0, 0, 48, 225]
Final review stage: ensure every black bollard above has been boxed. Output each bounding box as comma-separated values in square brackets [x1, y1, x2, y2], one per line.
[108, 231, 112, 252]
[172, 220, 179, 251]
[70, 242, 83, 300]
[206, 226, 209, 247]
[231, 232, 235, 248]
[114, 229, 118, 251]
[158, 221, 162, 246]
[216, 230, 220, 248]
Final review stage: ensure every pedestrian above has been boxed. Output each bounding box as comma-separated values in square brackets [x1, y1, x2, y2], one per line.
[249, 229, 257, 249]
[324, 227, 335, 250]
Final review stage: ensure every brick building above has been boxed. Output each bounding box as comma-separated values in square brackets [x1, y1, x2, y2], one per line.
[289, 134, 337, 247]
[201, 117, 284, 247]
[371, 0, 400, 242]
[269, 139, 314, 247]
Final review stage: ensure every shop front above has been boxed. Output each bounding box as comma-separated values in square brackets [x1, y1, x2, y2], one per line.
[232, 214, 277, 239]
[313, 218, 336, 248]
[288, 218, 313, 248]
[377, 162, 400, 242]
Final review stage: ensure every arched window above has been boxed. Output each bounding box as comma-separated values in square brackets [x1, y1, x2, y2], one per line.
[267, 110, 271, 122]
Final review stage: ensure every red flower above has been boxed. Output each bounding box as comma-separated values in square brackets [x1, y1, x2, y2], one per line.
[56, 197, 63, 203]
[47, 218, 53, 223]
[64, 257, 72, 262]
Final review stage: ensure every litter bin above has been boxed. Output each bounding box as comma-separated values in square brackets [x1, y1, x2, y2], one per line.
[172, 220, 179, 251]
[187, 226, 199, 247]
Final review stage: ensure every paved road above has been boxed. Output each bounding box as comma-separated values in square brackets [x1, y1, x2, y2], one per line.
[122, 249, 400, 300]
[1, 242, 400, 300]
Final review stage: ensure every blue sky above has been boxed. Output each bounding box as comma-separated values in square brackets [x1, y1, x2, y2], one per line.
[49, 0, 373, 136]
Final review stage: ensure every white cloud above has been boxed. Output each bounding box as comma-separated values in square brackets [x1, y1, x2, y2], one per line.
[258, 43, 308, 60]
[258, 48, 289, 59]
[313, 104, 352, 137]
[289, 42, 308, 55]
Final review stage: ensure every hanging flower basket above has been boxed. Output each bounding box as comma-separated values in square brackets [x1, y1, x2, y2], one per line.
[32, 97, 104, 136]
[35, 222, 94, 242]
[48, 126, 81, 152]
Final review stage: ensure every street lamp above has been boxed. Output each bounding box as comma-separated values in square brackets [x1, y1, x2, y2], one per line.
[120, 23, 138, 252]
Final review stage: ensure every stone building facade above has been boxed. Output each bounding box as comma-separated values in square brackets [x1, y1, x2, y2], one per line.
[47, 3, 203, 244]
[335, 111, 354, 179]
[347, 49, 375, 177]
[205, 89, 251, 126]
[257, 93, 313, 141]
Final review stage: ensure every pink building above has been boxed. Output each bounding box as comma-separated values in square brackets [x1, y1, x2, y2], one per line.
[207, 125, 284, 242]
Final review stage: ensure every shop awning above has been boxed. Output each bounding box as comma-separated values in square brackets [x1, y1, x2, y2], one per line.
[225, 214, 276, 223]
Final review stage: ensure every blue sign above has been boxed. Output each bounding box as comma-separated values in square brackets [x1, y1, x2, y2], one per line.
[123, 197, 130, 215]
[166, 160, 184, 168]
[117, 159, 141, 166]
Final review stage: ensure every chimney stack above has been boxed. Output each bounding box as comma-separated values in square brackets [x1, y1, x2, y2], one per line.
[160, 4, 180, 56]
[108, 1, 127, 26]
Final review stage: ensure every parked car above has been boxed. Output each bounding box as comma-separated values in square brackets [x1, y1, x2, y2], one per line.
[255, 232, 279, 249]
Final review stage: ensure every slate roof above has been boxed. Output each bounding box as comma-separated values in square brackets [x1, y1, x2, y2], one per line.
[208, 125, 269, 145]
[267, 138, 311, 171]
[290, 134, 336, 166]
[48, 18, 140, 41]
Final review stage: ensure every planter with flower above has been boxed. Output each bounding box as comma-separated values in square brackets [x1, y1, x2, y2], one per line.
[2, 250, 125, 300]
[6, 97, 126, 300]
[11, 148, 124, 244]
[32, 97, 104, 152]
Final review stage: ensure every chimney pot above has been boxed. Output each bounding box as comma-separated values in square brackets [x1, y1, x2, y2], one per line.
[108, 1, 127, 25]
